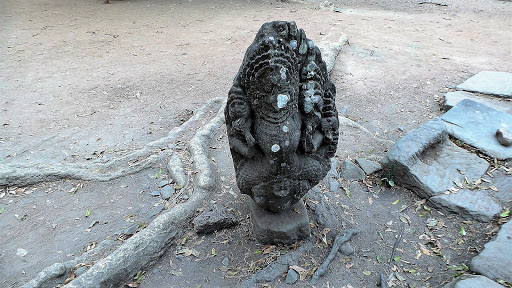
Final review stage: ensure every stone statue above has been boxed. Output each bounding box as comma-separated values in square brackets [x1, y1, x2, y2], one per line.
[225, 21, 339, 243]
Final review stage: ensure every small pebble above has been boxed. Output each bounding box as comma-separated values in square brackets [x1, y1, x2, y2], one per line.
[161, 186, 175, 200]
[158, 180, 168, 188]
[222, 257, 229, 266]
[150, 190, 161, 197]
[496, 128, 512, 146]
[285, 269, 299, 284]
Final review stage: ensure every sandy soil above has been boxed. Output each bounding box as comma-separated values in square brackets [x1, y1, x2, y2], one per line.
[1, 0, 511, 287]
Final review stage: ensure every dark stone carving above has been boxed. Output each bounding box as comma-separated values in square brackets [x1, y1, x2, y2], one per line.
[225, 21, 339, 213]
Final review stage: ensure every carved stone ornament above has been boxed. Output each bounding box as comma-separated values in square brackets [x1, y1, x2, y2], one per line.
[225, 21, 339, 243]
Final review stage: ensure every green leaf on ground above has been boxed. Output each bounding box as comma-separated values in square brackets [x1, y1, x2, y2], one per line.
[460, 226, 466, 236]
[393, 256, 401, 262]
[85, 209, 91, 217]
[500, 208, 510, 218]
[392, 199, 400, 205]
[377, 255, 383, 263]
[254, 250, 262, 254]
[0, 207, 4, 214]
[362, 271, 372, 276]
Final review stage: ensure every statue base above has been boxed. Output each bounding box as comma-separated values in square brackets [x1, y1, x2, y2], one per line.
[247, 197, 310, 245]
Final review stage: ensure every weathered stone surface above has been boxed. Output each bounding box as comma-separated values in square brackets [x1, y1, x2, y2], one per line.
[443, 275, 505, 288]
[225, 21, 338, 213]
[496, 128, 512, 147]
[443, 91, 512, 113]
[248, 198, 310, 245]
[456, 71, 512, 97]
[471, 220, 512, 283]
[429, 189, 501, 222]
[339, 160, 365, 180]
[193, 205, 239, 234]
[382, 118, 489, 199]
[441, 99, 512, 160]
[485, 169, 512, 203]
[356, 158, 381, 175]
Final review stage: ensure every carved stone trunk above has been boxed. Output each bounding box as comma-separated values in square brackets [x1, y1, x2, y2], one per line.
[225, 21, 339, 243]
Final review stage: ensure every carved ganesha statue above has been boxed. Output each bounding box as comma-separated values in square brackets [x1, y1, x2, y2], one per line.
[225, 21, 339, 213]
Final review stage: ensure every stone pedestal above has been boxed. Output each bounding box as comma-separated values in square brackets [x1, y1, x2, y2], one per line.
[248, 197, 310, 244]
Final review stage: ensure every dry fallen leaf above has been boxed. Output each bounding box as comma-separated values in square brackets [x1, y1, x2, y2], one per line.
[290, 265, 308, 280]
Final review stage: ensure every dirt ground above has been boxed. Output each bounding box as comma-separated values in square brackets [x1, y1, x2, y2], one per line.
[1, 0, 511, 287]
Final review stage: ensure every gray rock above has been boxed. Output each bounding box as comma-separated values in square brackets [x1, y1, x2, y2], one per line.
[339, 160, 365, 180]
[16, 248, 28, 257]
[74, 266, 88, 277]
[486, 169, 512, 203]
[124, 224, 139, 235]
[496, 128, 512, 147]
[285, 269, 299, 284]
[248, 199, 310, 245]
[339, 242, 355, 256]
[456, 71, 512, 97]
[471, 220, 512, 283]
[441, 99, 512, 160]
[429, 189, 501, 222]
[193, 205, 239, 234]
[323, 158, 340, 192]
[150, 190, 160, 197]
[306, 186, 338, 234]
[356, 158, 381, 175]
[443, 275, 504, 288]
[382, 118, 489, 198]
[443, 91, 512, 113]
[158, 180, 168, 188]
[160, 185, 175, 200]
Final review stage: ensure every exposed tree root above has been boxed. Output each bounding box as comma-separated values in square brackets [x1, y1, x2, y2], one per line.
[0, 98, 223, 187]
[22, 99, 227, 288]
[310, 229, 361, 285]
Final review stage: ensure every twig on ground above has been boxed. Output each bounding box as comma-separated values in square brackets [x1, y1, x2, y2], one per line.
[418, 1, 448, 6]
[379, 218, 405, 287]
[310, 229, 361, 285]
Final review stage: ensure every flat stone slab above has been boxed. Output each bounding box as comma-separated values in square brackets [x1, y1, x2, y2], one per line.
[456, 71, 512, 97]
[356, 158, 381, 175]
[441, 99, 512, 160]
[429, 189, 501, 222]
[339, 160, 365, 180]
[443, 275, 505, 288]
[382, 118, 489, 199]
[248, 198, 310, 245]
[470, 220, 512, 283]
[443, 91, 512, 114]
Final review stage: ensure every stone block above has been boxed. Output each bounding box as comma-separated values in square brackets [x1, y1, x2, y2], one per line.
[443, 275, 505, 288]
[382, 118, 489, 199]
[441, 99, 512, 160]
[429, 189, 501, 222]
[456, 71, 512, 97]
[471, 220, 512, 283]
[443, 91, 512, 114]
[248, 198, 310, 245]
